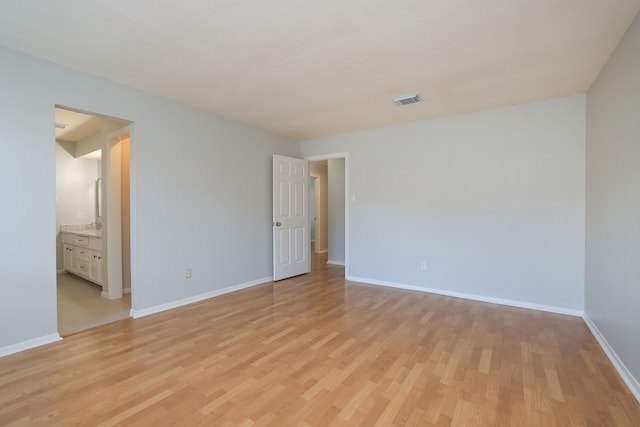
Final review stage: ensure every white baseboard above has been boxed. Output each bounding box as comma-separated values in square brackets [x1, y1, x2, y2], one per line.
[583, 314, 640, 404]
[346, 275, 584, 317]
[315, 249, 328, 254]
[327, 260, 345, 266]
[0, 333, 62, 358]
[130, 276, 273, 319]
[123, 287, 131, 294]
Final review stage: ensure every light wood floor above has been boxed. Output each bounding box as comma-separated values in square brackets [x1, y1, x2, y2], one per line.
[3, 256, 639, 426]
[57, 273, 131, 336]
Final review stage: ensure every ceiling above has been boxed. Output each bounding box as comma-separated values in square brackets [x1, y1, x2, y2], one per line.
[2, 1, 639, 140]
[55, 108, 103, 142]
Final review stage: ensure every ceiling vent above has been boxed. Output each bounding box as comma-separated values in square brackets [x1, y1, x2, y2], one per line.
[391, 93, 422, 106]
[55, 122, 69, 129]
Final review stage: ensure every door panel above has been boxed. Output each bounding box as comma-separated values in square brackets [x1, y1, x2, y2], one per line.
[294, 227, 305, 262]
[273, 155, 310, 281]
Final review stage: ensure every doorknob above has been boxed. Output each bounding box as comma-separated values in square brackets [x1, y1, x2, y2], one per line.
[273, 222, 282, 226]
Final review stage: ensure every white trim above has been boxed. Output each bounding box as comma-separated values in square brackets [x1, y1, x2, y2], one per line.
[346, 275, 584, 317]
[327, 260, 345, 266]
[123, 287, 131, 294]
[0, 333, 62, 358]
[305, 153, 350, 161]
[316, 249, 328, 254]
[583, 314, 640, 404]
[130, 276, 272, 319]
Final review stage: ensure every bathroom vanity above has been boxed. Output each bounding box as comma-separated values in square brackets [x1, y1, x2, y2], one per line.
[61, 228, 104, 286]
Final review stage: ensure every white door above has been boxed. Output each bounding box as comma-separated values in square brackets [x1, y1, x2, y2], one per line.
[273, 155, 310, 281]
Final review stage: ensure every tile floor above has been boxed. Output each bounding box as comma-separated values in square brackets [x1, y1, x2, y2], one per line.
[57, 273, 131, 336]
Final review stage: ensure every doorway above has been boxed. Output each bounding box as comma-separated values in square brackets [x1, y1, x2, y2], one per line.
[307, 153, 348, 276]
[54, 106, 132, 335]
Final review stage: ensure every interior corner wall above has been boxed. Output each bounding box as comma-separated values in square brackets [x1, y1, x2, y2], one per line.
[301, 95, 586, 312]
[121, 137, 131, 292]
[327, 158, 345, 263]
[0, 46, 298, 349]
[585, 11, 640, 391]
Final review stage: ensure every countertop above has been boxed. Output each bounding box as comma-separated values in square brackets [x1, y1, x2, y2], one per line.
[60, 225, 102, 238]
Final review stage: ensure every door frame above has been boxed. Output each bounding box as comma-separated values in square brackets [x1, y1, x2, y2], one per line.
[304, 153, 349, 277]
[53, 105, 136, 337]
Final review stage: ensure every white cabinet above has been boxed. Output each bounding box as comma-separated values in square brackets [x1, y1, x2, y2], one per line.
[62, 232, 104, 286]
[63, 244, 77, 272]
[89, 250, 103, 284]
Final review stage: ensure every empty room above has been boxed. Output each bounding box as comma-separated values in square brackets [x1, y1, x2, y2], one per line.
[1, 1, 639, 425]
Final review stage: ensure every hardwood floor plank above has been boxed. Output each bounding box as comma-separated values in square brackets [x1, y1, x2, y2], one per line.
[1, 254, 639, 426]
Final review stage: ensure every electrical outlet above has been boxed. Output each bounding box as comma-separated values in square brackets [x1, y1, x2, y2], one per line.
[185, 268, 192, 279]
[420, 261, 427, 271]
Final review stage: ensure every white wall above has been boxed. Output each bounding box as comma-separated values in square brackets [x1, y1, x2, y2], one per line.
[585, 12, 640, 394]
[301, 96, 586, 312]
[327, 158, 345, 264]
[0, 46, 298, 349]
[55, 141, 100, 270]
